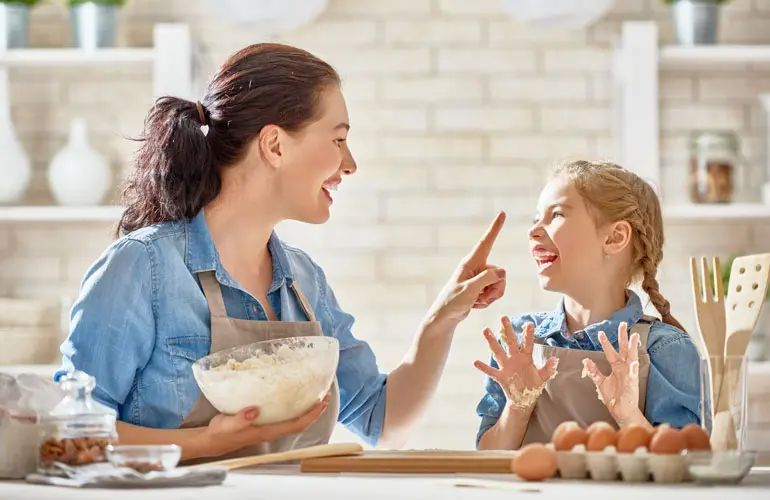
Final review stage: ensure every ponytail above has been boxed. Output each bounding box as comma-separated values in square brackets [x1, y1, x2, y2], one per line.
[117, 96, 217, 236]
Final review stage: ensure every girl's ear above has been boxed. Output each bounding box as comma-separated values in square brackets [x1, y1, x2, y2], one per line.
[603, 220, 632, 256]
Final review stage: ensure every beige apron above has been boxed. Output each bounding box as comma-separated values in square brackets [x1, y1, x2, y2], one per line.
[521, 316, 653, 444]
[179, 271, 340, 463]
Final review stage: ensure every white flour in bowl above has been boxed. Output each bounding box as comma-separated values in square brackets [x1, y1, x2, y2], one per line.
[194, 343, 335, 425]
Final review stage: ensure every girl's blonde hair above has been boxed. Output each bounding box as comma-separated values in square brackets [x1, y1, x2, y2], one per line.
[552, 160, 685, 332]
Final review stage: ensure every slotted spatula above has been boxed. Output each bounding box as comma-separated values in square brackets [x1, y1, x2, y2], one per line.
[711, 253, 770, 451]
[724, 253, 770, 358]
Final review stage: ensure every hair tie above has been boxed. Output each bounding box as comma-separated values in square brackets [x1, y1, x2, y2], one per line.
[196, 101, 209, 137]
[195, 101, 207, 125]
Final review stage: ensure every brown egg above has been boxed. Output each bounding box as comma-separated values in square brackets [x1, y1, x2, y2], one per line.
[649, 426, 687, 455]
[586, 421, 613, 435]
[552, 420, 579, 443]
[616, 425, 652, 453]
[586, 426, 618, 452]
[512, 443, 558, 482]
[552, 423, 589, 452]
[680, 423, 711, 451]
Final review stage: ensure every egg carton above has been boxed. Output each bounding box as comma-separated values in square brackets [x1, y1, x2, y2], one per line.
[552, 445, 688, 484]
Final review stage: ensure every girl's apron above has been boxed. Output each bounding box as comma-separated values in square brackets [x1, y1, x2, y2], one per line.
[521, 316, 654, 444]
[179, 271, 340, 462]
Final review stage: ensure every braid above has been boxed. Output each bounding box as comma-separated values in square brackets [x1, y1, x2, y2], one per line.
[631, 179, 687, 332]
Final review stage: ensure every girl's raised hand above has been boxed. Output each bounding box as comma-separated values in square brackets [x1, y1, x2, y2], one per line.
[474, 317, 559, 410]
[582, 322, 643, 425]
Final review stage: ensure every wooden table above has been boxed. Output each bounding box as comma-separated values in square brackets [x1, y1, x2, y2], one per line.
[1, 465, 769, 499]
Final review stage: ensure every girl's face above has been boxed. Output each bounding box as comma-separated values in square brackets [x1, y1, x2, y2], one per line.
[271, 85, 357, 224]
[528, 175, 608, 294]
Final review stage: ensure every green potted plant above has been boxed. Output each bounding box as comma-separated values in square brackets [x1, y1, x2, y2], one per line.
[0, 0, 43, 49]
[662, 0, 731, 45]
[711, 254, 770, 362]
[68, 0, 127, 49]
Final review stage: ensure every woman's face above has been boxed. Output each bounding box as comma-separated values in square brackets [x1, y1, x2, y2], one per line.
[275, 85, 357, 224]
[528, 175, 606, 294]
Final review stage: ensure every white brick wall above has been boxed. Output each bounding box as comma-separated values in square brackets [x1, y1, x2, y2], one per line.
[1, 0, 770, 451]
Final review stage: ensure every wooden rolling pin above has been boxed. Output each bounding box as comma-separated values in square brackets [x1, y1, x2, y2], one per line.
[192, 442, 364, 471]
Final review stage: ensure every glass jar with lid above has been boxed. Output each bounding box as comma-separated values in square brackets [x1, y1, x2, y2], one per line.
[37, 370, 118, 473]
[688, 130, 743, 204]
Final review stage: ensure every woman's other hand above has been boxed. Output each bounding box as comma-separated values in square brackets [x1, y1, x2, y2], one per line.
[200, 392, 331, 458]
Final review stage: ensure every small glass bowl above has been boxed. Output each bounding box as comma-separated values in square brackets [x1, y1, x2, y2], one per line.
[683, 450, 756, 485]
[106, 445, 182, 473]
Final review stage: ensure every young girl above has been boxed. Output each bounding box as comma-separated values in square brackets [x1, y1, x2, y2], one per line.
[475, 160, 702, 450]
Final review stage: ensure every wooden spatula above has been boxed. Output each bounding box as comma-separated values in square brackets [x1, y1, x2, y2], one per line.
[689, 256, 727, 419]
[190, 442, 364, 471]
[690, 256, 727, 359]
[711, 253, 770, 451]
[724, 253, 770, 358]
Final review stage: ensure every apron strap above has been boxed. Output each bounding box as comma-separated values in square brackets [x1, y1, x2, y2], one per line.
[283, 249, 318, 323]
[198, 271, 228, 319]
[196, 249, 317, 323]
[631, 314, 655, 348]
[290, 281, 317, 322]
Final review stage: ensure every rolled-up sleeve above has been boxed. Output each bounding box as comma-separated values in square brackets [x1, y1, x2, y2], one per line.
[314, 264, 387, 447]
[57, 238, 156, 412]
[476, 354, 507, 448]
[645, 328, 703, 430]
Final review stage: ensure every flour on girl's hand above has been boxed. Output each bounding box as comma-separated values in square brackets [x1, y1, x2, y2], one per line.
[505, 361, 558, 410]
[582, 359, 607, 405]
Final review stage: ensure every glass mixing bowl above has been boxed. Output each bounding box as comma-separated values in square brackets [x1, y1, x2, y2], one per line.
[683, 450, 756, 485]
[192, 336, 339, 425]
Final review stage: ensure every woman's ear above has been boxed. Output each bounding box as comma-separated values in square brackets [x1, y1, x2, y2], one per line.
[603, 220, 632, 256]
[257, 125, 283, 169]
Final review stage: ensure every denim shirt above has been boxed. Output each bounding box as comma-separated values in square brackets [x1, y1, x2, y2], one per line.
[57, 210, 388, 446]
[475, 291, 702, 447]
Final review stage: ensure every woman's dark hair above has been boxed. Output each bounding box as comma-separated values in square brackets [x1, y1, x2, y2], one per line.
[117, 43, 341, 236]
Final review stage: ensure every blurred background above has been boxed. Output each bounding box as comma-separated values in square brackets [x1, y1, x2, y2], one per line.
[0, 0, 768, 451]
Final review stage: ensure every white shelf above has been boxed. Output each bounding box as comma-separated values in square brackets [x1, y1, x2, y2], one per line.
[663, 203, 770, 220]
[0, 48, 155, 67]
[0, 205, 123, 222]
[660, 45, 770, 69]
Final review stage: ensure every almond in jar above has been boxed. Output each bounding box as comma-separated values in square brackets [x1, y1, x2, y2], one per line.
[37, 371, 118, 473]
[688, 131, 743, 204]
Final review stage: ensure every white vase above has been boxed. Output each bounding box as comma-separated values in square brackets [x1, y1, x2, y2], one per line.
[48, 118, 111, 206]
[0, 72, 31, 204]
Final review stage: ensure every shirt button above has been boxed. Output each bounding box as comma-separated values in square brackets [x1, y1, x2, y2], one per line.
[252, 305, 258, 314]
[577, 333, 584, 339]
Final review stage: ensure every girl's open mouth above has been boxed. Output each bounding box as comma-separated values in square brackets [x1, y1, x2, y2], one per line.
[533, 253, 558, 272]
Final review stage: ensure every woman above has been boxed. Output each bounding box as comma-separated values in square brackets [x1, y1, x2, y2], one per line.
[57, 43, 507, 463]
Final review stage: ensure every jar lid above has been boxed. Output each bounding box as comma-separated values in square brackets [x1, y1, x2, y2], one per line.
[44, 371, 116, 425]
[690, 130, 740, 150]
